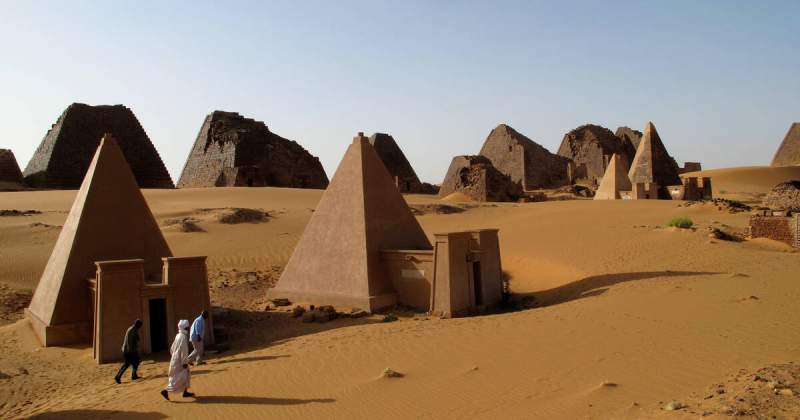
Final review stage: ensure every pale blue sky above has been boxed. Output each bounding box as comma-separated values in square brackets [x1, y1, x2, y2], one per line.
[1, 1, 798, 184]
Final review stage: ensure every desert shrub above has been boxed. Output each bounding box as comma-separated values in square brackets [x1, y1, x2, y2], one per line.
[667, 217, 694, 229]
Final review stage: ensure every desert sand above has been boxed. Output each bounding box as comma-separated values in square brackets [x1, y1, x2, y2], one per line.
[1, 165, 799, 418]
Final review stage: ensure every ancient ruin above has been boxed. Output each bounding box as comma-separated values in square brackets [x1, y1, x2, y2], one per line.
[478, 124, 571, 189]
[667, 177, 713, 201]
[367, 133, 434, 193]
[23, 103, 173, 189]
[594, 154, 631, 200]
[558, 124, 635, 185]
[177, 111, 328, 189]
[749, 212, 799, 248]
[628, 122, 682, 198]
[0, 149, 25, 190]
[26, 135, 212, 363]
[439, 155, 523, 202]
[679, 162, 703, 174]
[268, 133, 504, 315]
[771, 123, 800, 167]
[615, 126, 643, 151]
[762, 180, 800, 212]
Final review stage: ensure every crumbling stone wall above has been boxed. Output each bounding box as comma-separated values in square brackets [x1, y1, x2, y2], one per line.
[558, 124, 634, 185]
[368, 133, 433, 193]
[479, 124, 571, 189]
[615, 126, 642, 152]
[177, 111, 328, 189]
[439, 155, 522, 202]
[23, 103, 174, 189]
[762, 180, 800, 211]
[749, 215, 798, 247]
[771, 123, 800, 167]
[0, 149, 24, 188]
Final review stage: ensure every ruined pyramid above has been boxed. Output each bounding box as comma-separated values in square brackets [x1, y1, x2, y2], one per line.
[27, 134, 172, 346]
[771, 123, 800, 167]
[594, 154, 632, 200]
[268, 133, 432, 311]
[628, 122, 681, 197]
[0, 149, 25, 190]
[368, 133, 424, 193]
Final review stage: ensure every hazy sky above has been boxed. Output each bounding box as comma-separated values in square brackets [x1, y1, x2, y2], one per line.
[2, 1, 798, 184]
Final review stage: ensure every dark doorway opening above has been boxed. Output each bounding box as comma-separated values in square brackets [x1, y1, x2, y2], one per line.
[148, 298, 168, 352]
[472, 261, 483, 306]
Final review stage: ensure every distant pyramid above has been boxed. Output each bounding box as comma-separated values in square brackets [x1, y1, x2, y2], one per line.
[771, 123, 800, 167]
[628, 122, 681, 197]
[594, 154, 632, 200]
[269, 133, 431, 311]
[368, 133, 425, 193]
[0, 149, 25, 190]
[23, 103, 174, 189]
[27, 134, 172, 345]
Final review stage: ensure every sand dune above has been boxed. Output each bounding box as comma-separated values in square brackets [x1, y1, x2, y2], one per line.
[1, 187, 799, 418]
[684, 165, 800, 202]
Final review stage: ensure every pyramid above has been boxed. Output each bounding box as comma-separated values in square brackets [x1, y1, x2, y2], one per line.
[0, 149, 25, 190]
[27, 134, 172, 345]
[771, 123, 800, 167]
[269, 133, 432, 311]
[368, 133, 424, 193]
[628, 122, 681, 197]
[594, 154, 632, 200]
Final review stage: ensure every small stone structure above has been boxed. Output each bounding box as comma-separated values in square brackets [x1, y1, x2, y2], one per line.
[749, 212, 799, 248]
[26, 135, 212, 363]
[23, 103, 174, 189]
[0, 149, 25, 190]
[177, 111, 328, 189]
[438, 155, 522, 202]
[771, 123, 800, 167]
[628, 122, 681, 198]
[268, 133, 504, 316]
[479, 124, 571, 189]
[620, 183, 660, 200]
[594, 154, 631, 200]
[679, 162, 703, 174]
[558, 124, 635, 185]
[667, 177, 713, 201]
[368, 133, 434, 193]
[762, 180, 800, 212]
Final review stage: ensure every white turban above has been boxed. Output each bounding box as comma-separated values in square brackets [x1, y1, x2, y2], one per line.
[178, 319, 190, 330]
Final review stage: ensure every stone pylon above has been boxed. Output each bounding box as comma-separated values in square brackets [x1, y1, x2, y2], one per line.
[268, 133, 432, 311]
[27, 134, 172, 346]
[594, 154, 632, 200]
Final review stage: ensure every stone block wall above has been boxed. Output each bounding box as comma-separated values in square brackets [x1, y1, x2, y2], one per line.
[749, 215, 798, 247]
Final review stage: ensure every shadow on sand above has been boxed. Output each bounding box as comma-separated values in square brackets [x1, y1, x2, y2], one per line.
[192, 395, 335, 405]
[517, 270, 724, 307]
[29, 410, 166, 419]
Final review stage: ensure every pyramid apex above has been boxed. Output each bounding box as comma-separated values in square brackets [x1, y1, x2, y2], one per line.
[353, 132, 369, 144]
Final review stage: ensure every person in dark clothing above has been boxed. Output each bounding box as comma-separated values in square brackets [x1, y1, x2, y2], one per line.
[114, 319, 143, 384]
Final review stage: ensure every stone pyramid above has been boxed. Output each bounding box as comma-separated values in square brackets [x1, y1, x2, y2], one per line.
[628, 122, 681, 197]
[27, 134, 172, 345]
[269, 133, 432, 311]
[771, 123, 800, 166]
[594, 154, 632, 200]
[0, 149, 25, 190]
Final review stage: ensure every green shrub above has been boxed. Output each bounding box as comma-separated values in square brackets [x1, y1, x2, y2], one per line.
[667, 217, 694, 229]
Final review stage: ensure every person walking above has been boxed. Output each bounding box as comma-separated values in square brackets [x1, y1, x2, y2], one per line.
[188, 310, 208, 365]
[114, 319, 143, 384]
[160, 319, 195, 400]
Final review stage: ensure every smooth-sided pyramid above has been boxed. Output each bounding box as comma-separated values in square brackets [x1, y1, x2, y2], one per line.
[771, 123, 800, 167]
[269, 133, 432, 311]
[628, 122, 681, 197]
[27, 134, 172, 345]
[594, 154, 632, 200]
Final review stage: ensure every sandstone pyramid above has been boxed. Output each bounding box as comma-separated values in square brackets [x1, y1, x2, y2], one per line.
[479, 124, 571, 189]
[771, 123, 800, 167]
[557, 124, 633, 185]
[594, 154, 632, 200]
[0, 149, 25, 190]
[24, 103, 173, 189]
[269, 133, 432, 311]
[628, 122, 681, 197]
[368, 133, 428, 193]
[439, 155, 523, 202]
[27, 135, 172, 345]
[615, 126, 642, 154]
[177, 111, 328, 189]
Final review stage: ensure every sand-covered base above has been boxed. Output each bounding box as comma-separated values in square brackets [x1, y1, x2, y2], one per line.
[1, 184, 799, 418]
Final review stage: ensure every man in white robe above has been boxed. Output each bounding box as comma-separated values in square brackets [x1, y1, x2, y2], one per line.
[160, 319, 195, 400]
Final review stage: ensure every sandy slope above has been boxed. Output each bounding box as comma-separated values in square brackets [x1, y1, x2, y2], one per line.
[683, 165, 800, 202]
[1, 187, 799, 418]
